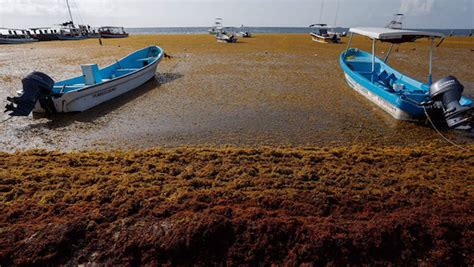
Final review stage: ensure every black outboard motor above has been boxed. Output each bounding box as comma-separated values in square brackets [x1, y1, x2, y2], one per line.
[5, 72, 54, 116]
[429, 76, 473, 129]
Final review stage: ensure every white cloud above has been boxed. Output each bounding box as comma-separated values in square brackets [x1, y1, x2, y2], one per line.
[400, 0, 435, 15]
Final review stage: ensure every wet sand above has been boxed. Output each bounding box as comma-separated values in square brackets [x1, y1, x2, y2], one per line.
[0, 34, 473, 151]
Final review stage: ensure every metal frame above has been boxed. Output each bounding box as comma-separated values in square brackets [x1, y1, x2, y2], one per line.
[429, 37, 434, 85]
[384, 43, 394, 63]
[346, 32, 438, 85]
[371, 38, 376, 82]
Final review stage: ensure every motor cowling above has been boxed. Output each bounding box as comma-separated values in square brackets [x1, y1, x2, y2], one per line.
[429, 76, 472, 129]
[5, 72, 54, 116]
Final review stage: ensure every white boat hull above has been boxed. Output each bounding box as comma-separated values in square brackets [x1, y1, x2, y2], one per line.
[34, 59, 160, 113]
[343, 73, 414, 121]
[310, 33, 340, 44]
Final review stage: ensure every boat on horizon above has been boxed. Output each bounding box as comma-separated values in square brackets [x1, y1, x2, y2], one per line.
[29, 27, 60, 41]
[340, 27, 472, 129]
[0, 28, 38, 44]
[386, 13, 404, 29]
[56, 21, 88, 41]
[236, 25, 252, 38]
[209, 18, 224, 35]
[309, 24, 341, 44]
[216, 29, 238, 43]
[5, 46, 163, 115]
[98, 26, 129, 38]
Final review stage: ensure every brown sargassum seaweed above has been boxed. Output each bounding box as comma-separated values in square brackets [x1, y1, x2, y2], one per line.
[0, 145, 473, 266]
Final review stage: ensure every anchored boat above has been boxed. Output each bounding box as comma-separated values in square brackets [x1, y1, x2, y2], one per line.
[341, 27, 472, 129]
[0, 28, 38, 44]
[5, 46, 163, 115]
[309, 24, 341, 44]
[98, 26, 129, 38]
[237, 25, 252, 38]
[29, 27, 60, 41]
[386, 13, 404, 29]
[216, 30, 238, 43]
[209, 18, 224, 35]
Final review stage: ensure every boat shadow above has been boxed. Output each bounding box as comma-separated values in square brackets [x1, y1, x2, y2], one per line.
[31, 72, 183, 129]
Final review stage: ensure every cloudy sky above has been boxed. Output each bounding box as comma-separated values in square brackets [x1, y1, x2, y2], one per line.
[0, 0, 472, 29]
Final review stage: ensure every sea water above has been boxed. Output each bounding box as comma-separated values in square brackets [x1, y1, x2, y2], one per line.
[126, 27, 472, 36]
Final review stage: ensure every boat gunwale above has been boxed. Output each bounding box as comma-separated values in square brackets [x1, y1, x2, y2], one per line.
[54, 45, 163, 95]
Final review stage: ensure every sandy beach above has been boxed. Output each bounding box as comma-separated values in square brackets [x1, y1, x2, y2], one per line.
[0, 34, 473, 265]
[0, 34, 473, 150]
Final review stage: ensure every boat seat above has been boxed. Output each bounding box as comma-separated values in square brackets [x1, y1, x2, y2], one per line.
[115, 68, 139, 72]
[378, 71, 388, 81]
[137, 57, 155, 67]
[137, 57, 155, 62]
[377, 71, 397, 89]
[53, 84, 85, 92]
[114, 68, 139, 76]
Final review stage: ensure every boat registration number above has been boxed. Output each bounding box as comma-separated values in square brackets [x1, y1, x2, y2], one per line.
[93, 87, 116, 98]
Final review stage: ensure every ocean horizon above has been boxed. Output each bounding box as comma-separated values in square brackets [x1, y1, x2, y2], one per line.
[126, 27, 473, 36]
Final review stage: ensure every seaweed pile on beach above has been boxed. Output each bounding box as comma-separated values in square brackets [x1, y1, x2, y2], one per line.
[1, 145, 472, 265]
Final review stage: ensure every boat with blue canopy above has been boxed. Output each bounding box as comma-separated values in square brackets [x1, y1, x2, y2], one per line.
[340, 27, 472, 129]
[5, 46, 163, 115]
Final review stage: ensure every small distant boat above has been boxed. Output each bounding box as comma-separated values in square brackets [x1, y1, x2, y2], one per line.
[0, 28, 38, 44]
[237, 25, 252, 38]
[87, 28, 101, 38]
[237, 31, 251, 38]
[5, 46, 163, 115]
[57, 22, 87, 40]
[386, 13, 404, 29]
[310, 0, 343, 44]
[216, 31, 238, 43]
[55, 1, 88, 41]
[98, 26, 129, 38]
[341, 27, 472, 129]
[209, 18, 224, 35]
[29, 27, 60, 41]
[309, 24, 341, 44]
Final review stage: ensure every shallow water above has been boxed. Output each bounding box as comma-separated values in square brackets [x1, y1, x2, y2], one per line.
[0, 35, 473, 151]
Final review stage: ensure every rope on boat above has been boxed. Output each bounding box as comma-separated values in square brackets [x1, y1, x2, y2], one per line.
[0, 116, 12, 125]
[422, 106, 471, 152]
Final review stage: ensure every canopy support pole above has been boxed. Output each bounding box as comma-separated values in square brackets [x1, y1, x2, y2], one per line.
[371, 38, 376, 82]
[384, 43, 394, 63]
[429, 37, 434, 85]
[345, 32, 353, 55]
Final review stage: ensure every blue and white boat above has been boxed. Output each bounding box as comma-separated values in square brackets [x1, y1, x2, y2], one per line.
[6, 46, 163, 115]
[340, 27, 472, 129]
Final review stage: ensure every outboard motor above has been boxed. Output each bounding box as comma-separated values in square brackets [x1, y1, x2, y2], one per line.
[5, 72, 54, 116]
[429, 76, 473, 129]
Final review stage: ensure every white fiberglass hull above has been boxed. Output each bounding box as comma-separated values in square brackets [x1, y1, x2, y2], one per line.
[310, 33, 340, 44]
[343, 73, 414, 121]
[34, 59, 160, 113]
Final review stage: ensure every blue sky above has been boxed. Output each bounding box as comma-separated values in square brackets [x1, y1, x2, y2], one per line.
[0, 0, 472, 29]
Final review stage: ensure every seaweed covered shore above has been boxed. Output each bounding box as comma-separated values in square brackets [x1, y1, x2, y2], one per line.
[1, 145, 473, 265]
[1, 35, 473, 150]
